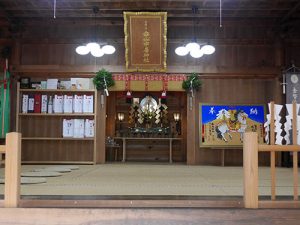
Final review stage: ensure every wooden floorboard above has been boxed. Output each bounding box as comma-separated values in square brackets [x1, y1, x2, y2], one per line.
[0, 208, 300, 225]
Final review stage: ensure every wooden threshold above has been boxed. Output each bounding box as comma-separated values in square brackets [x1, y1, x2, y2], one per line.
[2, 199, 300, 208]
[18, 199, 243, 208]
[259, 200, 300, 208]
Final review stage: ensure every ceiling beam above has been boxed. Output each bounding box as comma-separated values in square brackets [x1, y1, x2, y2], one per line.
[280, 1, 300, 23]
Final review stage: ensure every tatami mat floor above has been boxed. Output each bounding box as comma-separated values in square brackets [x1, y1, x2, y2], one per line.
[0, 163, 299, 197]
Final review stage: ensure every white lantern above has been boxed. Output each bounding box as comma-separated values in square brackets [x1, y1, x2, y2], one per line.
[190, 49, 203, 58]
[91, 47, 104, 57]
[102, 45, 116, 54]
[86, 42, 100, 52]
[201, 45, 215, 55]
[185, 42, 200, 52]
[75, 46, 89, 55]
[175, 46, 189, 56]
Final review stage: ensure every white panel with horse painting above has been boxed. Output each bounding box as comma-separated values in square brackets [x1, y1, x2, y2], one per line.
[199, 104, 266, 147]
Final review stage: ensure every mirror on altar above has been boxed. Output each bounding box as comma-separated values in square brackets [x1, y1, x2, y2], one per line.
[140, 95, 158, 119]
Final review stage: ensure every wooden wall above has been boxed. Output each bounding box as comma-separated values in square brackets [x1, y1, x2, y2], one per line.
[10, 19, 295, 73]
[195, 78, 282, 165]
[2, 17, 300, 165]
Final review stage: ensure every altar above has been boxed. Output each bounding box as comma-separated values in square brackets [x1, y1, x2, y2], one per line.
[114, 137, 182, 163]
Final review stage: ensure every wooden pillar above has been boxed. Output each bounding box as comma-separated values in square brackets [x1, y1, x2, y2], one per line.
[243, 132, 258, 209]
[96, 92, 106, 163]
[106, 92, 116, 137]
[270, 101, 276, 200]
[4, 132, 21, 208]
[11, 40, 22, 132]
[292, 101, 298, 200]
[186, 94, 197, 165]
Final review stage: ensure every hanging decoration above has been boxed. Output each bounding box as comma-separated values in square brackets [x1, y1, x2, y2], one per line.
[125, 74, 132, 103]
[182, 73, 202, 94]
[182, 73, 201, 110]
[114, 74, 185, 82]
[53, 0, 56, 19]
[219, 0, 222, 28]
[93, 69, 115, 96]
[113, 74, 186, 92]
[160, 75, 168, 104]
[126, 91, 132, 104]
[283, 64, 300, 103]
[155, 99, 168, 125]
[160, 91, 167, 104]
[128, 101, 139, 126]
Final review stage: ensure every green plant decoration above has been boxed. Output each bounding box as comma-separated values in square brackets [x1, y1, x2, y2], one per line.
[182, 73, 202, 92]
[93, 69, 115, 91]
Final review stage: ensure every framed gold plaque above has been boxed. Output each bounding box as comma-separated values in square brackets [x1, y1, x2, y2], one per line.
[124, 12, 167, 72]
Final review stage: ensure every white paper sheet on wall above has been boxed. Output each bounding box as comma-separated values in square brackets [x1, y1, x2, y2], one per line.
[84, 119, 94, 137]
[62, 119, 74, 137]
[73, 95, 83, 113]
[63, 95, 73, 113]
[22, 94, 29, 113]
[73, 119, 84, 138]
[83, 95, 93, 113]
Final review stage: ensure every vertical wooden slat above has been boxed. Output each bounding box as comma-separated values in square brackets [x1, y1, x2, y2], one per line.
[93, 88, 97, 164]
[122, 138, 126, 162]
[186, 94, 196, 165]
[16, 83, 20, 132]
[293, 151, 298, 200]
[292, 101, 298, 200]
[243, 132, 258, 209]
[4, 132, 21, 208]
[96, 92, 106, 163]
[169, 139, 172, 163]
[270, 101, 276, 200]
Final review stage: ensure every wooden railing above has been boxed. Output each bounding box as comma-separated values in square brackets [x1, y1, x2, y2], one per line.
[0, 132, 21, 208]
[244, 102, 299, 208]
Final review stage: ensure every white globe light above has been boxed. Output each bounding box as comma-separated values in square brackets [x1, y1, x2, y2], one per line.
[91, 47, 104, 57]
[185, 42, 200, 52]
[75, 46, 89, 55]
[102, 45, 116, 54]
[175, 46, 189, 56]
[201, 45, 215, 55]
[86, 42, 100, 51]
[190, 48, 203, 58]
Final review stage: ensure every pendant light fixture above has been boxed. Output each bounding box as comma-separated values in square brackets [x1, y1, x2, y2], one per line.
[175, 6, 215, 58]
[75, 6, 116, 57]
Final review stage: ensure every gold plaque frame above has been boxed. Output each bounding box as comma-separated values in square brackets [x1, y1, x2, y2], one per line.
[124, 12, 167, 72]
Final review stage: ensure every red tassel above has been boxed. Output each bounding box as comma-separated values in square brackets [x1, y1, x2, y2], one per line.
[161, 91, 167, 104]
[126, 91, 132, 104]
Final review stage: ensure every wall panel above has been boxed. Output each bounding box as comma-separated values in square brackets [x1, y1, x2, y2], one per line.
[196, 78, 282, 165]
[9, 18, 296, 165]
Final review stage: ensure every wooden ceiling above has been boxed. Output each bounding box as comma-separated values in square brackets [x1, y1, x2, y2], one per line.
[0, 0, 300, 22]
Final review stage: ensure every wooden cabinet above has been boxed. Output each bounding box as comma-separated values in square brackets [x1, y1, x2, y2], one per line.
[16, 83, 98, 164]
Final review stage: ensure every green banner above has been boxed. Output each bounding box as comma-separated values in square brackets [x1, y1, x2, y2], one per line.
[0, 66, 10, 138]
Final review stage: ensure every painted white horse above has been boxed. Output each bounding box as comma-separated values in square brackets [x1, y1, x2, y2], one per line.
[215, 109, 232, 142]
[237, 111, 248, 142]
[215, 109, 248, 142]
